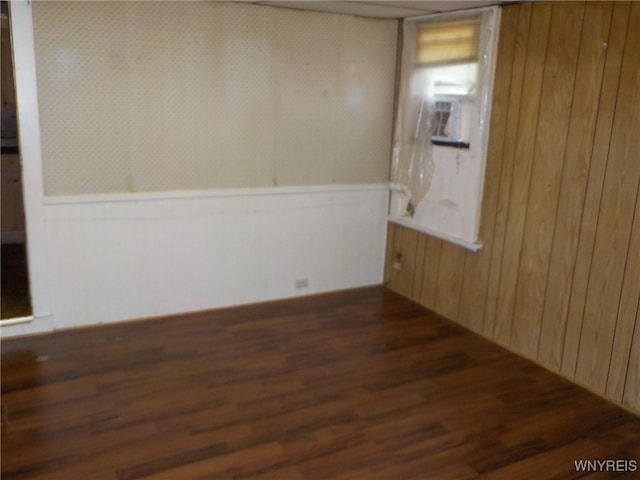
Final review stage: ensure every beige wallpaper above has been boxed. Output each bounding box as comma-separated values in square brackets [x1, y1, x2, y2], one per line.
[32, 2, 397, 196]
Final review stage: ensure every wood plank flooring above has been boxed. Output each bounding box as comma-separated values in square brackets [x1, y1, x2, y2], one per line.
[2, 287, 639, 479]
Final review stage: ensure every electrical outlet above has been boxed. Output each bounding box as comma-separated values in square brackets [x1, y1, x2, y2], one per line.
[295, 278, 309, 289]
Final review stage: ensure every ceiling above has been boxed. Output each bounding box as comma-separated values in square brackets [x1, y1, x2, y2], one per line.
[235, 1, 511, 19]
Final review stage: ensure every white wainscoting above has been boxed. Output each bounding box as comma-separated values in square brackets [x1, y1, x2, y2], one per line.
[2, 185, 388, 337]
[3, 3, 389, 339]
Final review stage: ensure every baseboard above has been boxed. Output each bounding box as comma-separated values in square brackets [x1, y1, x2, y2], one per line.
[0, 314, 54, 339]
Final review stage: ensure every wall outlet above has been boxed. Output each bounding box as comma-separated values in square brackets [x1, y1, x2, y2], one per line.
[295, 278, 309, 289]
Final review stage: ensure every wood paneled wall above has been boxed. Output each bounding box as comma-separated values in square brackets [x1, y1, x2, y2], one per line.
[385, 1, 640, 415]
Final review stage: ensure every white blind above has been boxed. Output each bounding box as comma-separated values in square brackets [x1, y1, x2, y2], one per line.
[417, 18, 480, 65]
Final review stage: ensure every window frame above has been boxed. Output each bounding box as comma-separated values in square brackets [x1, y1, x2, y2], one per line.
[389, 6, 501, 252]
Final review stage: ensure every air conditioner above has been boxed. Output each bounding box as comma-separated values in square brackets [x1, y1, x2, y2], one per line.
[429, 95, 472, 148]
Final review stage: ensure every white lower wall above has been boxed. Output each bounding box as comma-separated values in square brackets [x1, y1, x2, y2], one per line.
[2, 185, 388, 337]
[3, 3, 390, 339]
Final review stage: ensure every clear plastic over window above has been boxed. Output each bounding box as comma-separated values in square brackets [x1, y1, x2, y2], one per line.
[389, 7, 500, 251]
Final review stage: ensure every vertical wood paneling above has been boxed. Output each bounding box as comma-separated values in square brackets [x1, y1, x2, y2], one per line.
[434, 242, 465, 321]
[458, 5, 519, 335]
[384, 1, 640, 415]
[400, 227, 419, 300]
[386, 224, 419, 300]
[483, 4, 532, 339]
[386, 223, 401, 291]
[623, 306, 640, 411]
[412, 234, 427, 301]
[607, 174, 640, 401]
[560, 2, 631, 379]
[511, 2, 585, 359]
[493, 2, 552, 347]
[574, 2, 640, 394]
[384, 223, 396, 285]
[418, 235, 442, 310]
[538, 2, 614, 370]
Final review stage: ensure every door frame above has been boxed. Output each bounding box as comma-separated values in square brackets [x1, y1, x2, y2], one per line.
[2, 1, 53, 335]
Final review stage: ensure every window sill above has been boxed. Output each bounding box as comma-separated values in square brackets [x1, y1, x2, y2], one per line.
[388, 215, 483, 252]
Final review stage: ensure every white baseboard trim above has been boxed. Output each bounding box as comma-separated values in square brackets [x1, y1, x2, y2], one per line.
[1, 314, 54, 338]
[0, 315, 34, 326]
[44, 183, 390, 206]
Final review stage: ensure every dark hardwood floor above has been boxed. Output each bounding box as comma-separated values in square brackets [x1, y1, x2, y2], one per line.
[1, 287, 639, 479]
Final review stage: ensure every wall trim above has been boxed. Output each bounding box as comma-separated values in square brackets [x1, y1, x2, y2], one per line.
[10, 1, 53, 324]
[0, 314, 54, 338]
[389, 216, 483, 252]
[43, 183, 390, 206]
[0, 315, 33, 326]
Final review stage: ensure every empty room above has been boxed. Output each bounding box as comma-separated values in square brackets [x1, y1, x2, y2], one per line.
[1, 0, 639, 478]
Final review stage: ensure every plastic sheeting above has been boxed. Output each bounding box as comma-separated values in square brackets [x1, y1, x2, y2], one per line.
[389, 7, 499, 249]
[390, 101, 434, 217]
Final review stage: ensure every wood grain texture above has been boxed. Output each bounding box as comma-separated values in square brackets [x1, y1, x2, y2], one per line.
[383, 223, 396, 285]
[418, 234, 442, 310]
[624, 306, 640, 411]
[457, 5, 518, 335]
[401, 227, 419, 301]
[386, 224, 419, 299]
[384, 1, 640, 416]
[607, 171, 640, 402]
[511, 2, 585, 360]
[605, 11, 640, 400]
[483, 3, 532, 340]
[574, 2, 640, 394]
[538, 1, 614, 371]
[494, 1, 552, 348]
[434, 242, 466, 322]
[2, 287, 639, 479]
[385, 222, 400, 290]
[561, 1, 631, 379]
[412, 233, 427, 301]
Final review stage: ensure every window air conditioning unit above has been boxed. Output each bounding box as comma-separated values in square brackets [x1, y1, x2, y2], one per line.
[429, 94, 472, 149]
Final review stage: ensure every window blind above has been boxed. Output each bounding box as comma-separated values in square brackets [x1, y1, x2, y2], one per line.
[416, 18, 480, 65]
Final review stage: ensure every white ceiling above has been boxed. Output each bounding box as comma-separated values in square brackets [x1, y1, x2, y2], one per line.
[235, 1, 510, 19]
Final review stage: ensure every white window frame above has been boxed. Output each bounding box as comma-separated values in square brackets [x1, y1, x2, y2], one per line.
[389, 6, 501, 251]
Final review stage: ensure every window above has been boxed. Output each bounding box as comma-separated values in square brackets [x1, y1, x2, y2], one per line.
[389, 7, 500, 251]
[416, 18, 480, 65]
